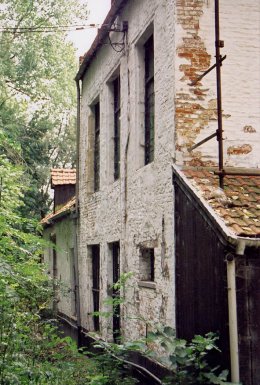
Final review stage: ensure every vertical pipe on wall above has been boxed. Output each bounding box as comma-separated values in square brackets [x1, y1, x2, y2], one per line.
[226, 255, 240, 384]
[75, 79, 82, 345]
[215, 0, 224, 189]
[76, 79, 81, 214]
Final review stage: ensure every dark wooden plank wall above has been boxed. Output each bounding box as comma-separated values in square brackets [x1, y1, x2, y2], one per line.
[236, 249, 260, 385]
[54, 185, 75, 212]
[174, 180, 230, 371]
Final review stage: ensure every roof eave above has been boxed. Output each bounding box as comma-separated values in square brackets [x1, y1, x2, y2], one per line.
[172, 164, 260, 252]
[75, 0, 127, 81]
[41, 205, 76, 228]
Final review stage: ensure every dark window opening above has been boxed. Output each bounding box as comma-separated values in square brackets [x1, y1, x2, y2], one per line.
[113, 77, 121, 180]
[94, 102, 100, 192]
[111, 242, 120, 342]
[70, 248, 77, 317]
[144, 35, 155, 165]
[139, 248, 155, 282]
[92, 245, 100, 331]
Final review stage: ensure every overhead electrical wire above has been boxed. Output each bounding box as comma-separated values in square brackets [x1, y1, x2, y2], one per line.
[0, 21, 127, 53]
[0, 23, 103, 33]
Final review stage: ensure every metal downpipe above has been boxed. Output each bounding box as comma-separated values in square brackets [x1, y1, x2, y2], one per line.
[74, 78, 82, 345]
[226, 253, 240, 384]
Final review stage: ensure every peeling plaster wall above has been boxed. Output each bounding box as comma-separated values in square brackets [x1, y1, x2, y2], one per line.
[78, 0, 175, 341]
[175, 0, 260, 168]
[43, 219, 76, 320]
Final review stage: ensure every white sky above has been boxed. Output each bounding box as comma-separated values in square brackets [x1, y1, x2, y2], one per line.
[68, 0, 111, 57]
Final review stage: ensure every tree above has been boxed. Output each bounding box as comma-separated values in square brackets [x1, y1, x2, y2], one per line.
[0, 0, 87, 218]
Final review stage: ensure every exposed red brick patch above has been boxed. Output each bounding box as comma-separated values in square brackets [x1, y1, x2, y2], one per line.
[227, 144, 252, 155]
[176, 0, 218, 166]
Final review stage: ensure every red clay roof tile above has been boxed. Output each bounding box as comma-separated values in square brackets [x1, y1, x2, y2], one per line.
[183, 169, 260, 238]
[51, 169, 76, 187]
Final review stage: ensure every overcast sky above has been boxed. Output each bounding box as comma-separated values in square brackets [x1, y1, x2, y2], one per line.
[68, 0, 111, 57]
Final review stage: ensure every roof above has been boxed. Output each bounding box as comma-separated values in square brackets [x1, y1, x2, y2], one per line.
[41, 197, 76, 226]
[51, 169, 76, 187]
[181, 168, 260, 238]
[75, 0, 126, 81]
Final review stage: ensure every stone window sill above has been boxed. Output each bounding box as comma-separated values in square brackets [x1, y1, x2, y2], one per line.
[138, 281, 156, 289]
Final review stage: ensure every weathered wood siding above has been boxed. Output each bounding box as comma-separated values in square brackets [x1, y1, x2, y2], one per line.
[236, 250, 260, 385]
[174, 177, 230, 371]
[54, 185, 75, 212]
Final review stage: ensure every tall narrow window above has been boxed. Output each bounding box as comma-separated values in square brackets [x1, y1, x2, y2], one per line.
[144, 35, 155, 165]
[111, 242, 120, 342]
[92, 245, 100, 331]
[113, 77, 121, 180]
[70, 248, 77, 317]
[94, 102, 100, 192]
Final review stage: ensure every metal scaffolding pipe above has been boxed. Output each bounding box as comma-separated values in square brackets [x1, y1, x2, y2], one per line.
[215, 0, 224, 189]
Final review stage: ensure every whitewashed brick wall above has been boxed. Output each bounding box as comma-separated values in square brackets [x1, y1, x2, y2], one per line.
[79, 0, 176, 341]
[78, 0, 260, 343]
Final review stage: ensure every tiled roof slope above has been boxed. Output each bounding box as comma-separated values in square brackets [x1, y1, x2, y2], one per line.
[51, 169, 76, 187]
[183, 169, 260, 238]
[41, 197, 76, 225]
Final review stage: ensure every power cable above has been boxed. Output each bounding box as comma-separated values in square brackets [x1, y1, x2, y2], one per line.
[0, 23, 104, 33]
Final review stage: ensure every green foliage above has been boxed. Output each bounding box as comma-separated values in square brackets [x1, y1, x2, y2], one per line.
[146, 326, 234, 385]
[0, 156, 136, 385]
[92, 275, 235, 385]
[0, 0, 86, 218]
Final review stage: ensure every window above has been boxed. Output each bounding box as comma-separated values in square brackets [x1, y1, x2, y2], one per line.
[94, 102, 100, 192]
[69, 248, 77, 317]
[113, 76, 121, 180]
[139, 248, 155, 282]
[91, 245, 100, 331]
[144, 35, 155, 165]
[108, 241, 120, 342]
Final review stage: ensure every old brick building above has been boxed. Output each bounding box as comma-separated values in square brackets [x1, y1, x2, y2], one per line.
[42, 1, 260, 383]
